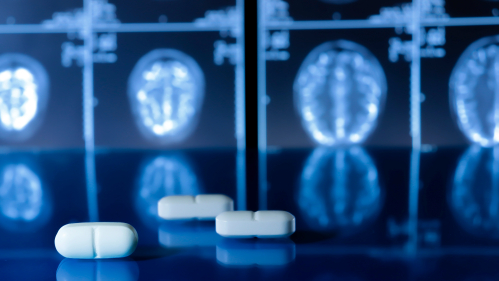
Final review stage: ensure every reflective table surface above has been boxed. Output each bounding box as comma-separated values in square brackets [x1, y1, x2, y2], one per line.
[2, 147, 499, 280]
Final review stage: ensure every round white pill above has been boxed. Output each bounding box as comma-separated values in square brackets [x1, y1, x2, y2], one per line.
[158, 194, 233, 220]
[55, 222, 138, 259]
[216, 211, 296, 238]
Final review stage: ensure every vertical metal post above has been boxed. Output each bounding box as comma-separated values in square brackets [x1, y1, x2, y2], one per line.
[83, 0, 98, 222]
[236, 0, 246, 210]
[410, 0, 421, 149]
[257, 0, 268, 210]
[407, 0, 422, 254]
[236, 0, 246, 151]
[83, 0, 94, 152]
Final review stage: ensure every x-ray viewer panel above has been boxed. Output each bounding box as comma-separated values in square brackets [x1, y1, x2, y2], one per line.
[0, 0, 82, 25]
[0, 34, 84, 148]
[271, 0, 421, 22]
[94, 32, 238, 149]
[266, 29, 411, 148]
[421, 25, 499, 146]
[109, 0, 237, 24]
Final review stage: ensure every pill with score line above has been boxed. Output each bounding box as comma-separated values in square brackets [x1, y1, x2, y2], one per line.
[158, 194, 233, 220]
[55, 222, 138, 259]
[216, 211, 296, 238]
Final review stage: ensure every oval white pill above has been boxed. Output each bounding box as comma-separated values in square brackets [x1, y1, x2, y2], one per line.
[216, 211, 296, 238]
[55, 222, 138, 259]
[158, 194, 233, 220]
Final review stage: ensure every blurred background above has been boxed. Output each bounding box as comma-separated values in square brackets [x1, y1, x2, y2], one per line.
[0, 0, 244, 149]
[1, 0, 499, 150]
[2, 0, 499, 280]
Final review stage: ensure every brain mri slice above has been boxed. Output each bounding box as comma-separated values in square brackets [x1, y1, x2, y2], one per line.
[297, 147, 383, 235]
[0, 161, 51, 232]
[294, 40, 387, 146]
[0, 53, 49, 141]
[128, 49, 205, 145]
[450, 145, 499, 238]
[450, 35, 499, 147]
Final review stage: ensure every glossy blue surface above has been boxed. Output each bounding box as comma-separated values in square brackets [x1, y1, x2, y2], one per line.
[1, 148, 499, 280]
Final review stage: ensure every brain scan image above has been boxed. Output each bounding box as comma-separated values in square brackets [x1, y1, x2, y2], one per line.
[0, 162, 51, 232]
[450, 35, 499, 147]
[0, 53, 49, 141]
[134, 155, 203, 229]
[294, 40, 387, 146]
[128, 49, 205, 145]
[297, 147, 383, 235]
[450, 145, 499, 239]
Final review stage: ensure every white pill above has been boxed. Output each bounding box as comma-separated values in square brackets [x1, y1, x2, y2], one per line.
[55, 222, 138, 259]
[158, 194, 233, 220]
[216, 211, 296, 238]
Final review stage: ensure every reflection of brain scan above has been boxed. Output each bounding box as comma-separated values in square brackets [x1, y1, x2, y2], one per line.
[450, 146, 499, 238]
[128, 49, 205, 144]
[450, 36, 499, 147]
[294, 40, 387, 146]
[0, 164, 42, 221]
[0, 53, 49, 141]
[298, 147, 382, 234]
[135, 155, 202, 228]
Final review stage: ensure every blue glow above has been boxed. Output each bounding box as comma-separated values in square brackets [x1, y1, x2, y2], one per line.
[450, 35, 499, 147]
[450, 145, 499, 238]
[85, 151, 98, 222]
[128, 49, 205, 144]
[258, 0, 268, 213]
[0, 164, 42, 222]
[56, 258, 139, 281]
[83, 0, 95, 152]
[237, 150, 246, 210]
[134, 155, 202, 229]
[0, 68, 37, 130]
[216, 238, 295, 267]
[294, 40, 387, 145]
[410, 0, 422, 149]
[0, 160, 51, 232]
[258, 0, 267, 153]
[0, 54, 49, 141]
[298, 147, 382, 234]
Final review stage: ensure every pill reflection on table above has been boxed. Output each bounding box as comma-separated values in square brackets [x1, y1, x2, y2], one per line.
[216, 238, 296, 267]
[55, 222, 138, 259]
[56, 258, 139, 281]
[216, 211, 296, 238]
[159, 221, 222, 248]
[158, 194, 233, 220]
